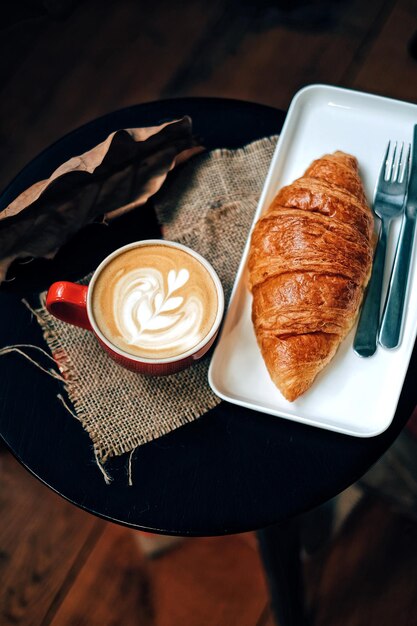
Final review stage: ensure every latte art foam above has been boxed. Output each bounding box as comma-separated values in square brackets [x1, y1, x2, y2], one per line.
[91, 244, 219, 359]
[113, 266, 204, 355]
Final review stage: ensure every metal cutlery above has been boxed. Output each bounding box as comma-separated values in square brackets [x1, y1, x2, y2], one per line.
[379, 127, 417, 349]
[353, 141, 410, 358]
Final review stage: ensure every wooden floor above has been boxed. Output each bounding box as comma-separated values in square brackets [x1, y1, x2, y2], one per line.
[2, 0, 417, 624]
[2, 445, 417, 626]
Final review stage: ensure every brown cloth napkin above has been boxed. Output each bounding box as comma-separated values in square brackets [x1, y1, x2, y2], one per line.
[35, 136, 278, 472]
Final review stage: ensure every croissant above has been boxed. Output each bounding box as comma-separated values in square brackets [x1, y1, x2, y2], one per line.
[248, 151, 374, 402]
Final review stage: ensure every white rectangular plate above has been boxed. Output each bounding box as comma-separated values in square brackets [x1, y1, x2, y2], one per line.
[208, 84, 417, 437]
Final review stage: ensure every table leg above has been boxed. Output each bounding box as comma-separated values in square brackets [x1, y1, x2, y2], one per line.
[256, 518, 307, 626]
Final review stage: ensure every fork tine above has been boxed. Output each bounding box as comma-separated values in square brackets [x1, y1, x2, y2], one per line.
[388, 141, 397, 181]
[399, 143, 411, 184]
[392, 142, 404, 182]
[378, 141, 391, 185]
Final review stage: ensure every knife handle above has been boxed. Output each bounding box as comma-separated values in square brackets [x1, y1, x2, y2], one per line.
[353, 219, 388, 357]
[379, 215, 417, 349]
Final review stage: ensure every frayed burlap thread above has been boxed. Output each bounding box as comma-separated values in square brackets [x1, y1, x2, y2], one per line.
[34, 136, 278, 465]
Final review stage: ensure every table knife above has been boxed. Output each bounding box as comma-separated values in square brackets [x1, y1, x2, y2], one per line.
[379, 126, 417, 349]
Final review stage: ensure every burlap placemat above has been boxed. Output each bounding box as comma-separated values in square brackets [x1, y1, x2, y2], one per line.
[34, 136, 278, 476]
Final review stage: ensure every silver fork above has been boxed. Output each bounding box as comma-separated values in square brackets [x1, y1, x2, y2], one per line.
[353, 141, 410, 358]
[379, 133, 415, 349]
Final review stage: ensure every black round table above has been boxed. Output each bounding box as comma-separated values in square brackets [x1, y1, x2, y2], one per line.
[1, 97, 416, 541]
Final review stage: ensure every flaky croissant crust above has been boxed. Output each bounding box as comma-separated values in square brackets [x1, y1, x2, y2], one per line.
[248, 151, 374, 401]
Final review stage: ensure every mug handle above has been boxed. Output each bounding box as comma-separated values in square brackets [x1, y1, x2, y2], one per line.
[46, 282, 92, 330]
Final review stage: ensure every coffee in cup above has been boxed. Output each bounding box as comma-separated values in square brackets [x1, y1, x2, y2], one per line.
[91, 243, 220, 360]
[46, 240, 224, 375]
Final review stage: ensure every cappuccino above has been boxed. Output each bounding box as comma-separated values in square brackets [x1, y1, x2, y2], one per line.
[91, 243, 220, 360]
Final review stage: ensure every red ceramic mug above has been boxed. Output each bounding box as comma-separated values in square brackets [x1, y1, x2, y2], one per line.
[46, 240, 224, 375]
